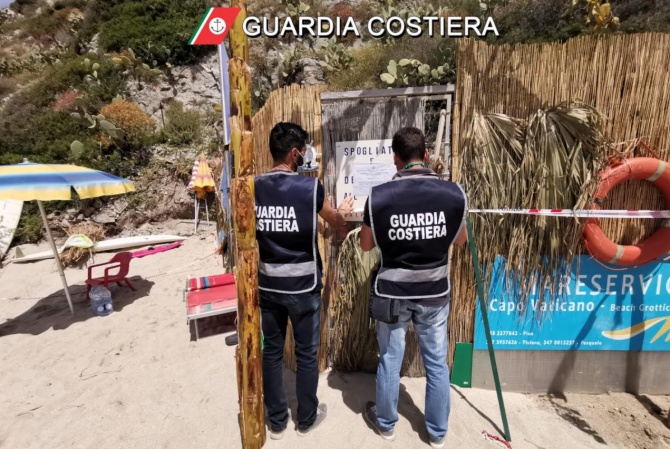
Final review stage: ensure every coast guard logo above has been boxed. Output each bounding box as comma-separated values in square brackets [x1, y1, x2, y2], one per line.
[189, 8, 241, 45]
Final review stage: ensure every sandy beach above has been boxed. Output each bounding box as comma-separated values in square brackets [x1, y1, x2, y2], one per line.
[2, 221, 670, 449]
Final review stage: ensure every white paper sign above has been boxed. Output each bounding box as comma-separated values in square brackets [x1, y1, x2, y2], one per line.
[353, 164, 397, 196]
[335, 139, 395, 221]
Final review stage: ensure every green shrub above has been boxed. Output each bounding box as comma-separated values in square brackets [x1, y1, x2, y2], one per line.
[487, 0, 586, 44]
[54, 0, 89, 10]
[614, 0, 670, 33]
[75, 0, 116, 49]
[326, 36, 456, 90]
[0, 111, 93, 164]
[0, 110, 141, 181]
[5, 53, 127, 112]
[0, 52, 133, 177]
[98, 0, 214, 66]
[23, 13, 61, 38]
[14, 211, 43, 244]
[0, 77, 18, 99]
[163, 101, 202, 145]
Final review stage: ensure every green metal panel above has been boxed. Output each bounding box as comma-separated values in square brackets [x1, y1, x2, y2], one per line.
[451, 342, 473, 388]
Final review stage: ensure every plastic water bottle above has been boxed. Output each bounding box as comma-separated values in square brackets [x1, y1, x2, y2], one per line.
[90, 286, 113, 317]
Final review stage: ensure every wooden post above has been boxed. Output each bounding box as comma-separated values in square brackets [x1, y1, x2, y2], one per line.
[229, 0, 265, 447]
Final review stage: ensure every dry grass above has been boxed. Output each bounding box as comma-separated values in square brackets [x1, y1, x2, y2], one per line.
[329, 228, 380, 372]
[59, 222, 105, 268]
[462, 103, 605, 313]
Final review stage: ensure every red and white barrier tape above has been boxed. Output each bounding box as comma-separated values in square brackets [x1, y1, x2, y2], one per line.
[482, 430, 513, 449]
[468, 209, 670, 219]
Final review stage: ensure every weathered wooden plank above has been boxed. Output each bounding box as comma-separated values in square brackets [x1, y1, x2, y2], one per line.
[230, 0, 264, 446]
[234, 245, 264, 447]
[231, 177, 256, 249]
[320, 84, 455, 101]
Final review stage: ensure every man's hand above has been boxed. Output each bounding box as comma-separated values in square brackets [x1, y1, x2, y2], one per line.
[319, 195, 354, 229]
[337, 196, 354, 217]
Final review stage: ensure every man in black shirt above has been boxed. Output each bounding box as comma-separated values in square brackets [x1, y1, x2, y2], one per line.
[255, 122, 353, 440]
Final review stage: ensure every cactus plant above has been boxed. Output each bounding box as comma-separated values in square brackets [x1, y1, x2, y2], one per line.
[70, 140, 85, 159]
[81, 57, 103, 82]
[280, 0, 310, 17]
[112, 48, 163, 83]
[380, 58, 452, 87]
[69, 95, 125, 156]
[315, 37, 354, 72]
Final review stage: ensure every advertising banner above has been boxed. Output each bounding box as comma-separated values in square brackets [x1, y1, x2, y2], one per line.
[474, 255, 670, 351]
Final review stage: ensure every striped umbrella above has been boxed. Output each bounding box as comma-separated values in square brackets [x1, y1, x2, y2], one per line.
[187, 153, 216, 199]
[0, 160, 135, 313]
[187, 153, 216, 232]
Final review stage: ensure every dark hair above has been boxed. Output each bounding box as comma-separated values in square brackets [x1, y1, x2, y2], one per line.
[392, 127, 426, 163]
[269, 122, 308, 161]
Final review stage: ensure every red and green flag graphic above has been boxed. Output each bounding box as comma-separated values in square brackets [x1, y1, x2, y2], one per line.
[189, 8, 241, 45]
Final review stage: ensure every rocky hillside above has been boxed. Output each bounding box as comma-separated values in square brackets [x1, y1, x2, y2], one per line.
[1, 0, 668, 244]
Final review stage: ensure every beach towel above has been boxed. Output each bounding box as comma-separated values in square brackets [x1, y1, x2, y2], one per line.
[130, 241, 183, 259]
[187, 273, 235, 292]
[58, 234, 94, 253]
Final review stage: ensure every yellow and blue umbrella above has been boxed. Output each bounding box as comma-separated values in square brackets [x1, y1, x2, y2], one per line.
[0, 161, 135, 201]
[0, 160, 135, 313]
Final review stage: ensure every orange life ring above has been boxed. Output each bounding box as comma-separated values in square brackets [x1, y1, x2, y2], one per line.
[583, 157, 670, 266]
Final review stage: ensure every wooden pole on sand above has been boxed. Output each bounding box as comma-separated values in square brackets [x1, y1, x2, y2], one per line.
[228, 0, 266, 447]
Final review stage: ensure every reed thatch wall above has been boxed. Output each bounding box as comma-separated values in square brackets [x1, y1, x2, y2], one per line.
[253, 84, 327, 174]
[320, 96, 428, 376]
[251, 84, 330, 372]
[451, 33, 670, 355]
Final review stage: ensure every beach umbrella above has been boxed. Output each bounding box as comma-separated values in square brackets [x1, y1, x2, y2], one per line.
[0, 160, 135, 313]
[187, 153, 216, 231]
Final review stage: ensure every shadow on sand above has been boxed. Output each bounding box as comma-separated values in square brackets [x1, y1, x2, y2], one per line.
[0, 276, 154, 337]
[327, 370, 430, 443]
[188, 313, 237, 341]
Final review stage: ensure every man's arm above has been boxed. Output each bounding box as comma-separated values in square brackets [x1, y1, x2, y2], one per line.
[453, 223, 467, 246]
[359, 198, 376, 252]
[359, 224, 375, 252]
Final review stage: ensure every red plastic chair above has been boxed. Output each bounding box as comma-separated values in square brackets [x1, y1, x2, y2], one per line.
[86, 252, 136, 296]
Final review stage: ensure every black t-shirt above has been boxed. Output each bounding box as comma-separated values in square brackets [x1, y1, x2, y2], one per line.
[315, 181, 325, 266]
[363, 199, 371, 227]
[316, 182, 325, 213]
[313, 181, 325, 293]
